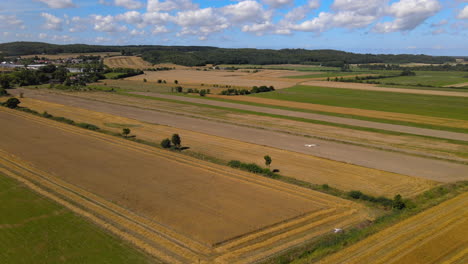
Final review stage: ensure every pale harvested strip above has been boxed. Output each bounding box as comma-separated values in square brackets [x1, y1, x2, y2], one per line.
[210, 94, 468, 130]
[318, 192, 468, 264]
[104, 56, 152, 69]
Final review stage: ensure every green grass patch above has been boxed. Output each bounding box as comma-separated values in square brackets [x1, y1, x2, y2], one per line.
[0, 174, 151, 264]
[251, 85, 468, 121]
[378, 83, 468, 92]
[373, 71, 468, 87]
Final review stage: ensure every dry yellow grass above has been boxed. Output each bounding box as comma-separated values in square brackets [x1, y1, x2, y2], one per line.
[104, 56, 153, 69]
[210, 95, 468, 130]
[18, 97, 438, 197]
[318, 191, 468, 264]
[0, 107, 369, 263]
[126, 69, 298, 89]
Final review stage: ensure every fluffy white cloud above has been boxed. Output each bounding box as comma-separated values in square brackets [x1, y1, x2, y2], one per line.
[458, 6, 468, 19]
[68, 16, 88, 32]
[262, 0, 294, 8]
[129, 29, 145, 36]
[242, 22, 274, 35]
[0, 15, 25, 29]
[38, 33, 48, 39]
[41, 13, 63, 31]
[222, 1, 271, 23]
[116, 11, 143, 24]
[114, 0, 144, 9]
[91, 15, 127, 32]
[291, 11, 376, 32]
[51, 34, 74, 42]
[147, 0, 198, 12]
[151, 25, 169, 34]
[36, 0, 75, 8]
[332, 0, 388, 15]
[374, 0, 441, 33]
[174, 8, 228, 37]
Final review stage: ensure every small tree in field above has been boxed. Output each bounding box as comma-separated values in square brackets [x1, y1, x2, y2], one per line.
[122, 128, 131, 138]
[4, 98, 20, 109]
[161, 138, 171, 148]
[171, 134, 181, 149]
[199, 89, 206, 96]
[392, 194, 406, 210]
[264, 155, 272, 168]
[174, 80, 178, 84]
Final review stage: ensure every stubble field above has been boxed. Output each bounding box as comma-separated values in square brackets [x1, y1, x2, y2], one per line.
[0, 107, 370, 263]
[104, 56, 153, 69]
[318, 191, 468, 264]
[16, 96, 444, 197]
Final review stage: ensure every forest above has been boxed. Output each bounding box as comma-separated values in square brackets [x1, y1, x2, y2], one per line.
[0, 41, 456, 67]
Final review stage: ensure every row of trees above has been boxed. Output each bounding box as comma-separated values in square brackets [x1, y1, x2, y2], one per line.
[220, 85, 275, 95]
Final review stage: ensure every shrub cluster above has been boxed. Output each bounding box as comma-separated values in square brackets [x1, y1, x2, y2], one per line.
[348, 190, 406, 209]
[227, 160, 278, 178]
[220, 85, 275, 96]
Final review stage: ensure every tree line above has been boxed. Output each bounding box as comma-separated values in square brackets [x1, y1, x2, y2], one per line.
[0, 42, 455, 67]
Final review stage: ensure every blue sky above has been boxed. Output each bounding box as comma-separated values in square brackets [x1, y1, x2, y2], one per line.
[1, 0, 468, 55]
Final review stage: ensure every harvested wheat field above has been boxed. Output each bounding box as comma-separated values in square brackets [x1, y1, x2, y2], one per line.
[104, 56, 153, 69]
[210, 94, 468, 130]
[17, 97, 439, 197]
[319, 191, 468, 264]
[0, 107, 370, 263]
[126, 69, 298, 89]
[302, 81, 468, 97]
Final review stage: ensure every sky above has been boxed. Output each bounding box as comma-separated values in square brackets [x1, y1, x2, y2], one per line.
[1, 0, 468, 55]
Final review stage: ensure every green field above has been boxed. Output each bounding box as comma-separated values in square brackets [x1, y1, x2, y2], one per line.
[0, 174, 151, 264]
[372, 71, 468, 87]
[251, 85, 468, 121]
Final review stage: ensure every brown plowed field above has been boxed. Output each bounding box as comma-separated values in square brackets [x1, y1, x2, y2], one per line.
[126, 69, 298, 89]
[319, 192, 468, 264]
[0, 107, 369, 263]
[104, 56, 153, 69]
[210, 94, 468, 130]
[301, 81, 468, 97]
[16, 97, 438, 197]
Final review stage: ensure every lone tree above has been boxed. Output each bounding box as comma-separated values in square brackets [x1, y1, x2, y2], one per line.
[264, 155, 272, 167]
[4, 98, 20, 109]
[161, 138, 171, 148]
[171, 134, 181, 149]
[122, 128, 131, 138]
[174, 80, 178, 84]
[392, 194, 406, 210]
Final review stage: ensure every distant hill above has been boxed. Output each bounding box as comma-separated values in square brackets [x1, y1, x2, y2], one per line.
[0, 41, 455, 67]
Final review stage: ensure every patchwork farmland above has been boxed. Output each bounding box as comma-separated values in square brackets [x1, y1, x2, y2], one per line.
[1, 41, 468, 263]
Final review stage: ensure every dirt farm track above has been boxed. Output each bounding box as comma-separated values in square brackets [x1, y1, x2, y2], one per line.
[0, 107, 369, 263]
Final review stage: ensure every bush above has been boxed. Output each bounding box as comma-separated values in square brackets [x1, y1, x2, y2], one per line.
[51, 116, 75, 125]
[42, 111, 53, 118]
[161, 138, 171, 148]
[171, 134, 181, 149]
[349, 190, 363, 199]
[3, 98, 20, 109]
[0, 88, 8, 96]
[77, 123, 100, 131]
